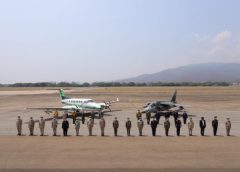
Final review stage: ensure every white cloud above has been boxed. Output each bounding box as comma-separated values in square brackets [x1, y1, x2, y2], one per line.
[209, 31, 240, 59]
[212, 31, 232, 45]
[190, 31, 240, 63]
[209, 46, 224, 55]
[194, 33, 210, 42]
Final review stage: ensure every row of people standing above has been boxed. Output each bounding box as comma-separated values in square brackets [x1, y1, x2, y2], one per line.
[89, 117, 144, 137]
[150, 116, 231, 137]
[16, 116, 143, 137]
[16, 116, 71, 136]
[92, 116, 231, 137]
[16, 115, 232, 137]
[138, 110, 231, 136]
[198, 116, 231, 136]
[149, 117, 181, 136]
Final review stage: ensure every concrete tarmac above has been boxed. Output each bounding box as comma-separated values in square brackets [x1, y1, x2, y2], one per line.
[0, 136, 240, 172]
[0, 87, 240, 171]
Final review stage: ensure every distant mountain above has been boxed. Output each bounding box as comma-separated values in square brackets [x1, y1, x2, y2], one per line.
[118, 63, 240, 83]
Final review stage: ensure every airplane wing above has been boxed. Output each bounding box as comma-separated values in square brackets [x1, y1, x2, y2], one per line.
[159, 102, 191, 108]
[27, 107, 72, 111]
[174, 104, 191, 108]
[24, 109, 119, 124]
[27, 106, 84, 114]
[27, 106, 110, 114]
[103, 98, 120, 106]
[110, 98, 120, 103]
[159, 102, 191, 112]
[159, 102, 173, 106]
[158, 102, 174, 108]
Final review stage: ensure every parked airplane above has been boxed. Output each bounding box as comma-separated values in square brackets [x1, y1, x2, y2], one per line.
[59, 89, 119, 111]
[28, 89, 119, 116]
[142, 90, 190, 113]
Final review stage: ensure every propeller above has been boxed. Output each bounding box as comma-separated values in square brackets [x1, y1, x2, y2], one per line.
[103, 100, 112, 111]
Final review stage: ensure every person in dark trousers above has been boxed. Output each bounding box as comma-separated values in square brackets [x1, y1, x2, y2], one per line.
[199, 117, 206, 136]
[165, 112, 170, 119]
[212, 116, 218, 136]
[155, 110, 161, 124]
[173, 112, 179, 125]
[62, 119, 69, 136]
[151, 118, 158, 136]
[146, 111, 151, 125]
[125, 117, 132, 136]
[113, 117, 119, 136]
[175, 118, 182, 136]
[82, 112, 85, 124]
[182, 111, 188, 124]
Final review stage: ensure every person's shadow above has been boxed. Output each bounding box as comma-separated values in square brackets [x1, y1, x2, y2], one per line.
[99, 135, 110, 137]
[215, 135, 224, 137]
[165, 135, 174, 137]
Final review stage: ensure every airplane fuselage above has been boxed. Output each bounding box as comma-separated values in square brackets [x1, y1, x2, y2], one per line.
[61, 98, 102, 111]
[143, 101, 184, 113]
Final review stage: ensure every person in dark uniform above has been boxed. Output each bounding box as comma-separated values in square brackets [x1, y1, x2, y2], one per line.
[155, 110, 161, 124]
[199, 117, 206, 136]
[82, 112, 85, 124]
[173, 112, 179, 125]
[146, 111, 151, 125]
[125, 117, 132, 136]
[113, 117, 119, 136]
[62, 119, 69, 136]
[150, 118, 158, 136]
[212, 116, 218, 136]
[182, 111, 188, 124]
[165, 112, 170, 119]
[175, 118, 182, 136]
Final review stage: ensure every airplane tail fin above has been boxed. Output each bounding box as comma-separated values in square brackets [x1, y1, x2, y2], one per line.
[171, 90, 177, 103]
[59, 89, 70, 100]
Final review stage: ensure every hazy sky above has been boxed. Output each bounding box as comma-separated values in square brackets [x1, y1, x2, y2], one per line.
[1, 0, 240, 83]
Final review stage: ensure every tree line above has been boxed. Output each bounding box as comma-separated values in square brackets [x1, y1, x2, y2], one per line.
[0, 81, 231, 87]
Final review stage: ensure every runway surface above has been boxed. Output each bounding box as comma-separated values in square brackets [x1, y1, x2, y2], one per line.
[0, 136, 239, 171]
[0, 87, 240, 171]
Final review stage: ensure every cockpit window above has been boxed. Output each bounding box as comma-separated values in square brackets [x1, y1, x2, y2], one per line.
[151, 103, 156, 107]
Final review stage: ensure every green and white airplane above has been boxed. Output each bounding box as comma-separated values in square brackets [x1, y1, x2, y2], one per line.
[29, 89, 119, 115]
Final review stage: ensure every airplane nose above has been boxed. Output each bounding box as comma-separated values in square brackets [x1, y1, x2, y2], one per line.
[143, 106, 150, 112]
[90, 103, 101, 109]
[95, 104, 101, 109]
